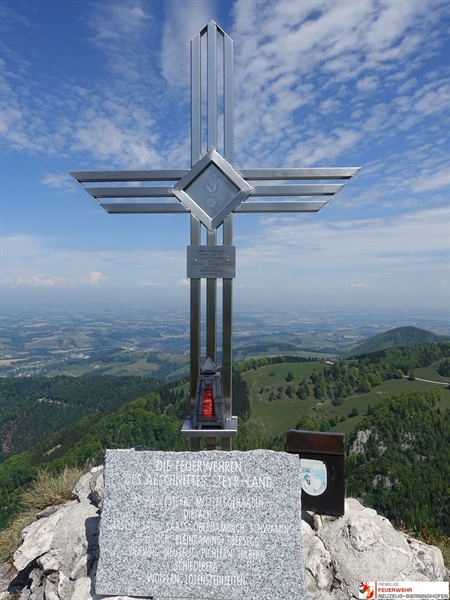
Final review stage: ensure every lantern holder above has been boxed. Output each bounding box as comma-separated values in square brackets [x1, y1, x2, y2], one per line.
[181, 357, 238, 438]
[181, 418, 238, 438]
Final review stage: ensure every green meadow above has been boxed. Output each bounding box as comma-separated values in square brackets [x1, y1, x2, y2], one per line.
[242, 360, 450, 438]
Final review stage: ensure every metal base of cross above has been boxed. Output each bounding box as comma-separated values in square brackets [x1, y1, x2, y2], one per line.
[180, 417, 238, 438]
[182, 416, 238, 451]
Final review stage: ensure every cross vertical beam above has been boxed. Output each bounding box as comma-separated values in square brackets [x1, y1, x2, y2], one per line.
[189, 31, 202, 452]
[221, 32, 234, 451]
[207, 21, 218, 150]
[206, 23, 218, 369]
[190, 23, 236, 450]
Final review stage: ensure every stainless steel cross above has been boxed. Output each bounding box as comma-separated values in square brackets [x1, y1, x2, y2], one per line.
[70, 22, 359, 451]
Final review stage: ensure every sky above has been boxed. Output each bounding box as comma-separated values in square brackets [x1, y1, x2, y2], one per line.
[1, 0, 449, 315]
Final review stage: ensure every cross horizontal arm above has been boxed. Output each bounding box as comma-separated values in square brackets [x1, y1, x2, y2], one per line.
[70, 167, 359, 184]
[70, 170, 186, 182]
[71, 165, 358, 217]
[250, 184, 343, 196]
[100, 200, 327, 214]
[241, 168, 360, 180]
[84, 186, 174, 198]
[83, 183, 343, 199]
[101, 203, 189, 214]
[235, 200, 327, 213]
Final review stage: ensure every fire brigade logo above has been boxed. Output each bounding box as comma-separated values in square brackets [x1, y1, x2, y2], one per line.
[204, 170, 219, 208]
[359, 582, 375, 599]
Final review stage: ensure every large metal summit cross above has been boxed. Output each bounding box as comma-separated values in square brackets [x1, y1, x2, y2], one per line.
[71, 22, 359, 452]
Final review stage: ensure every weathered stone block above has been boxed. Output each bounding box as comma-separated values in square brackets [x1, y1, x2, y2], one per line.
[96, 449, 305, 600]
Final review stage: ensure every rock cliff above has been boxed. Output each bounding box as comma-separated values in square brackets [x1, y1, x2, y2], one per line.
[0, 466, 447, 600]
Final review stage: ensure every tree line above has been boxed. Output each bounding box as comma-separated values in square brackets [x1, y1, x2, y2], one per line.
[279, 342, 450, 410]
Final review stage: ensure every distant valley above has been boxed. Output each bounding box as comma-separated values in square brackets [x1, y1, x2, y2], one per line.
[1, 305, 448, 379]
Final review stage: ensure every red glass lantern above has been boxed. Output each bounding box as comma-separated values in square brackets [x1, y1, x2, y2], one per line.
[193, 358, 225, 429]
[201, 385, 214, 418]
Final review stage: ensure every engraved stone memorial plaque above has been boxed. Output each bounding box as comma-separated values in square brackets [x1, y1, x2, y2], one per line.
[187, 245, 236, 278]
[96, 449, 305, 600]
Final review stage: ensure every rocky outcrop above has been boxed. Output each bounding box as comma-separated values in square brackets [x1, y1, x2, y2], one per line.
[0, 467, 447, 600]
[348, 429, 372, 455]
[1, 467, 103, 600]
[302, 500, 447, 599]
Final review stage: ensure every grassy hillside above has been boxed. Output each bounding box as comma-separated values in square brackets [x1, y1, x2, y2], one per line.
[239, 345, 450, 537]
[242, 357, 450, 437]
[242, 361, 325, 435]
[345, 326, 445, 358]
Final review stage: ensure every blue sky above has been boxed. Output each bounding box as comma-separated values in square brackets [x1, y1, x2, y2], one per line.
[1, 0, 449, 313]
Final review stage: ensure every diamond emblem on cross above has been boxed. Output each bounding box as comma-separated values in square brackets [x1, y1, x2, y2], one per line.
[172, 147, 253, 230]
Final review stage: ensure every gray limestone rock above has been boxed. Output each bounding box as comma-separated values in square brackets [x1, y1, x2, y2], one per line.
[10, 470, 101, 600]
[36, 505, 64, 520]
[0, 563, 13, 600]
[1, 462, 447, 600]
[301, 498, 447, 599]
[348, 429, 372, 455]
[14, 509, 66, 572]
[89, 467, 105, 509]
[319, 498, 446, 586]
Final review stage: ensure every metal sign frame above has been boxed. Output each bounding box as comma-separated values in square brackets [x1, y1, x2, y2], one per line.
[286, 430, 345, 516]
[70, 21, 359, 452]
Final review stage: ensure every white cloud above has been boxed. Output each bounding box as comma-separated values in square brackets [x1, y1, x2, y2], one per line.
[0, 1, 174, 168]
[1, 235, 47, 260]
[409, 167, 450, 194]
[3, 274, 65, 288]
[87, 0, 155, 80]
[41, 173, 75, 192]
[3, 272, 91, 290]
[0, 235, 186, 290]
[236, 206, 449, 276]
[79, 272, 109, 286]
[230, 0, 448, 169]
[140, 280, 162, 287]
[90, 1, 151, 41]
[351, 283, 373, 289]
[286, 128, 362, 167]
[356, 76, 380, 93]
[161, 0, 216, 88]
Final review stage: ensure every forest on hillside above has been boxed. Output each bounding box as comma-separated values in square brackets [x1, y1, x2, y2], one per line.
[0, 370, 251, 529]
[346, 388, 450, 535]
[0, 376, 160, 461]
[345, 325, 446, 357]
[0, 343, 448, 537]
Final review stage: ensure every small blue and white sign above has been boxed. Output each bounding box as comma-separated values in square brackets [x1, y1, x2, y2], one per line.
[300, 459, 327, 496]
